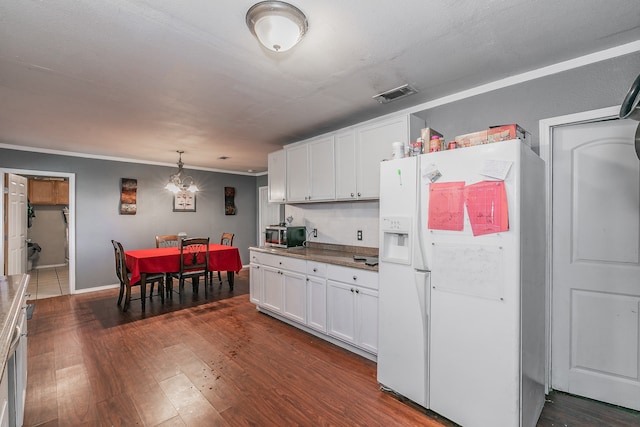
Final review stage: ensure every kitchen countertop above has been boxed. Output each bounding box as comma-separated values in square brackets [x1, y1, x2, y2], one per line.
[249, 242, 379, 272]
[0, 274, 29, 378]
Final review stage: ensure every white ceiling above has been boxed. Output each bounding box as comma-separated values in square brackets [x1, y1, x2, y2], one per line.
[1, 0, 639, 174]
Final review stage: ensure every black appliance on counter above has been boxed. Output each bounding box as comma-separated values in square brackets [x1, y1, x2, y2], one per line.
[264, 225, 306, 248]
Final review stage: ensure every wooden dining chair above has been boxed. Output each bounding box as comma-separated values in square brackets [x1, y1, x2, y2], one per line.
[210, 232, 234, 284]
[173, 237, 210, 297]
[156, 234, 180, 248]
[111, 240, 165, 312]
[155, 234, 180, 297]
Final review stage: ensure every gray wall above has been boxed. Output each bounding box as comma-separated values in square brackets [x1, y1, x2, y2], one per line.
[412, 53, 640, 151]
[1, 149, 258, 290]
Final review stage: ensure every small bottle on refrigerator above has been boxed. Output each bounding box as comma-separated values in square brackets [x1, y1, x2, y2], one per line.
[429, 135, 442, 152]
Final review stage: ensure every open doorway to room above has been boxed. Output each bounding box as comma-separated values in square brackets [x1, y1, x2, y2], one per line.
[2, 168, 75, 299]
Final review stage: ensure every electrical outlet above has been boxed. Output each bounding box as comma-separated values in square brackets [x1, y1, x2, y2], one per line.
[313, 228, 317, 238]
[357, 230, 363, 240]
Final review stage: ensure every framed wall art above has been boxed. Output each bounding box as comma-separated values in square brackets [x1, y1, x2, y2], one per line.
[173, 190, 196, 212]
[225, 186, 236, 215]
[120, 178, 137, 215]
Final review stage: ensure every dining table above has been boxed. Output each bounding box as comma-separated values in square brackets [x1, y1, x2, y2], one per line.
[124, 243, 243, 311]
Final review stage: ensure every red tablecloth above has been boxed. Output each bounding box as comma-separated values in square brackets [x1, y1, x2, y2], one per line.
[125, 244, 242, 284]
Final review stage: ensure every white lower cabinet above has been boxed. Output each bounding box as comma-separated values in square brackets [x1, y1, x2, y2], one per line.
[251, 251, 378, 356]
[249, 261, 262, 305]
[282, 270, 306, 323]
[306, 261, 327, 333]
[262, 265, 284, 313]
[260, 253, 307, 323]
[327, 265, 378, 354]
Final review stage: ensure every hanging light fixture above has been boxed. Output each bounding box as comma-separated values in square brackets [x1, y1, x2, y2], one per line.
[165, 150, 199, 193]
[246, 1, 308, 52]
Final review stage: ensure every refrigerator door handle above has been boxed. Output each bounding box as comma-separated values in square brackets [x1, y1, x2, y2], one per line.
[413, 157, 427, 271]
[413, 270, 430, 326]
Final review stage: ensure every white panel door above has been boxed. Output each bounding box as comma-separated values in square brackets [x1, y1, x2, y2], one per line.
[552, 119, 640, 410]
[7, 174, 28, 275]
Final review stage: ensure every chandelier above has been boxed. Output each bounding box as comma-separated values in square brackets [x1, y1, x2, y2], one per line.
[165, 150, 199, 193]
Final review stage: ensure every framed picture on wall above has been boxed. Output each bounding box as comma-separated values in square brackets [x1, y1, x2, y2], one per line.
[173, 190, 196, 212]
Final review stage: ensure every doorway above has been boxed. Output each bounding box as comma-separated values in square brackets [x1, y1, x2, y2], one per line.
[1, 168, 75, 297]
[541, 107, 640, 410]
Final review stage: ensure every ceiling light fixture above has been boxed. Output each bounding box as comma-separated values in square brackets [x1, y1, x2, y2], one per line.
[165, 150, 199, 193]
[246, 1, 308, 52]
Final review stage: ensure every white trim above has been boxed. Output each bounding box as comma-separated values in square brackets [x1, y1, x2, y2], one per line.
[0, 167, 77, 295]
[538, 105, 621, 394]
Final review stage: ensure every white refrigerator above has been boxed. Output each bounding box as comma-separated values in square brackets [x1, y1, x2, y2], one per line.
[377, 139, 546, 427]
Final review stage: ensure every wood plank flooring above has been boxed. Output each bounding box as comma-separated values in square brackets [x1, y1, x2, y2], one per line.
[24, 269, 640, 426]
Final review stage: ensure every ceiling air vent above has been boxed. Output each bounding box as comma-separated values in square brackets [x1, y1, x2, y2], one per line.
[372, 84, 418, 104]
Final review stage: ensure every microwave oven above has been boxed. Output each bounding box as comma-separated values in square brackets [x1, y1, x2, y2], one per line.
[265, 226, 306, 248]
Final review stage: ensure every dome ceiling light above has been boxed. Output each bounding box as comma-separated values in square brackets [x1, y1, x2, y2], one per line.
[246, 1, 308, 52]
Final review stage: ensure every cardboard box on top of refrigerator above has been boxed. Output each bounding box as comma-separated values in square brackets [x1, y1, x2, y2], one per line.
[454, 129, 488, 148]
[487, 124, 527, 143]
[420, 128, 444, 143]
[454, 124, 528, 148]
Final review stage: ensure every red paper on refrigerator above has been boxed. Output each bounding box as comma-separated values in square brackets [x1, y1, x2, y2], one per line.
[464, 180, 509, 236]
[428, 182, 466, 231]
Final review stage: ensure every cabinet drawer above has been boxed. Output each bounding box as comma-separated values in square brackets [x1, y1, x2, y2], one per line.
[261, 253, 306, 273]
[307, 261, 327, 277]
[327, 265, 378, 290]
[249, 251, 262, 265]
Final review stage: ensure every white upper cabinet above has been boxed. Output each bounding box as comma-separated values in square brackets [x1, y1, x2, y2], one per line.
[286, 136, 335, 202]
[335, 129, 358, 200]
[272, 113, 408, 203]
[354, 115, 408, 199]
[286, 144, 308, 202]
[268, 150, 286, 203]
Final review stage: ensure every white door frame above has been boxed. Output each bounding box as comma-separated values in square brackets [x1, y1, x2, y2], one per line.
[1, 168, 76, 294]
[539, 105, 622, 392]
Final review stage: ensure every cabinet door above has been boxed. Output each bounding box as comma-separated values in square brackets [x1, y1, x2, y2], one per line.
[335, 130, 357, 200]
[268, 150, 286, 203]
[282, 270, 307, 323]
[55, 180, 69, 204]
[28, 180, 56, 204]
[356, 116, 408, 199]
[249, 263, 262, 305]
[308, 136, 335, 201]
[307, 275, 327, 333]
[286, 145, 309, 202]
[355, 287, 378, 354]
[262, 266, 283, 313]
[327, 280, 356, 344]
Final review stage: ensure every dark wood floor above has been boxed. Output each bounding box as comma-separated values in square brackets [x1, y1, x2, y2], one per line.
[24, 269, 640, 426]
